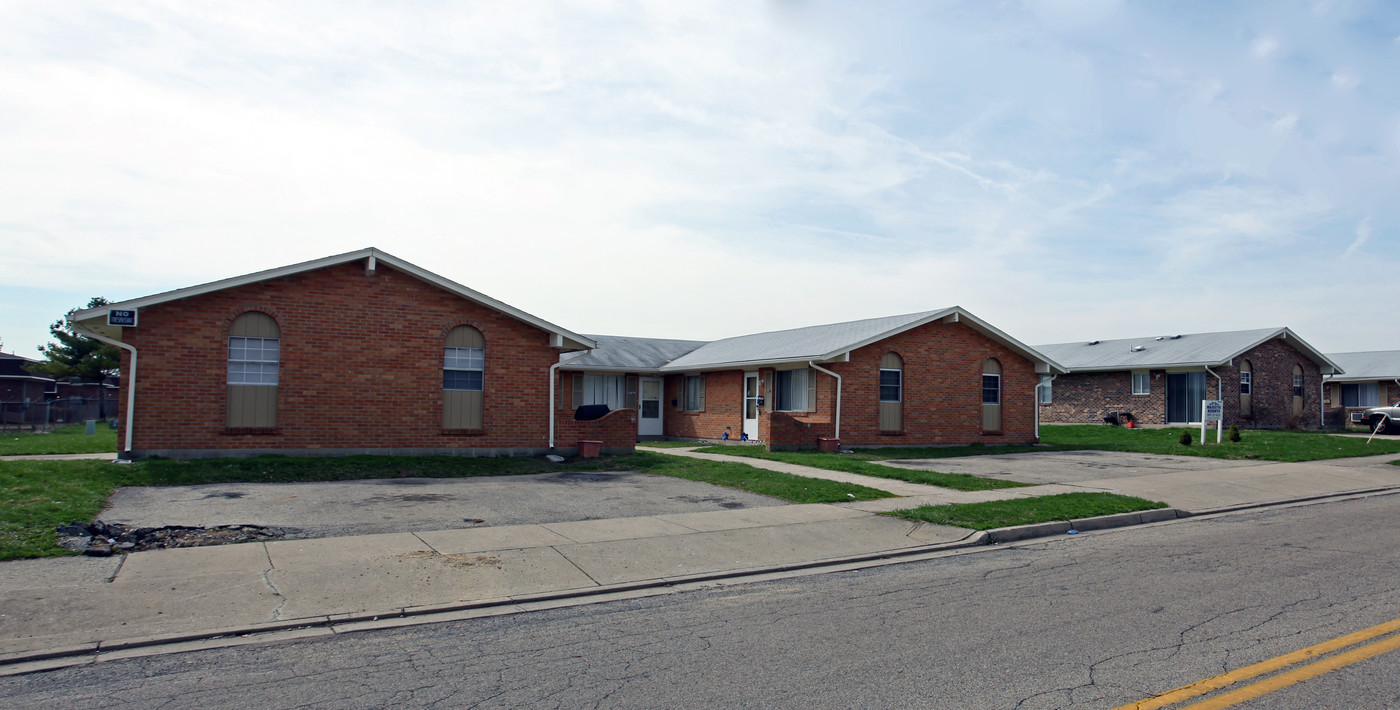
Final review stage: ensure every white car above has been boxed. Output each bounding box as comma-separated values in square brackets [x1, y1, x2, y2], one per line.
[1361, 402, 1400, 433]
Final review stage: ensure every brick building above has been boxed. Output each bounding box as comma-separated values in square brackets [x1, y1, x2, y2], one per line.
[68, 249, 634, 459]
[1035, 329, 1340, 429]
[67, 249, 1064, 458]
[0, 352, 55, 425]
[560, 309, 1063, 450]
[1323, 351, 1400, 429]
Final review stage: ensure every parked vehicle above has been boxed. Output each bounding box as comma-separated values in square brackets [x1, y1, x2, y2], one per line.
[1362, 402, 1400, 433]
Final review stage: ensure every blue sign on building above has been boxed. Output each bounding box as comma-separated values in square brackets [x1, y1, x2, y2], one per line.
[108, 309, 138, 327]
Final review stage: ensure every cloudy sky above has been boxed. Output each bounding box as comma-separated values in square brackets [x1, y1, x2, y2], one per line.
[2, 0, 1398, 359]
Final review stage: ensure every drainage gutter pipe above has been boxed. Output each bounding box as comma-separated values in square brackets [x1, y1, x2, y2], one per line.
[67, 320, 137, 460]
[808, 361, 842, 440]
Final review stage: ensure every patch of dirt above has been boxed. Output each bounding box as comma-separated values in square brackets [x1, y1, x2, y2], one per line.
[399, 550, 503, 568]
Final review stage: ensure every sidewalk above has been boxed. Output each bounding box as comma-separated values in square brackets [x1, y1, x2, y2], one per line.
[2, 447, 1398, 673]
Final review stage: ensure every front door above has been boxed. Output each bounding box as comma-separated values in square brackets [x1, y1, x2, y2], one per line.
[1167, 372, 1206, 424]
[743, 372, 760, 441]
[638, 377, 663, 437]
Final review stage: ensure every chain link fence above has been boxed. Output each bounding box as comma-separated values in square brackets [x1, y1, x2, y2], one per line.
[0, 398, 118, 431]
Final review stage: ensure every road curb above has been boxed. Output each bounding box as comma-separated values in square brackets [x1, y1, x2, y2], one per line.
[4, 491, 1391, 672]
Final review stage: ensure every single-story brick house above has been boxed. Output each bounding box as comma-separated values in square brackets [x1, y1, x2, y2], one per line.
[1035, 328, 1341, 429]
[68, 248, 640, 459]
[559, 309, 1065, 450]
[1323, 351, 1400, 429]
[68, 248, 1064, 458]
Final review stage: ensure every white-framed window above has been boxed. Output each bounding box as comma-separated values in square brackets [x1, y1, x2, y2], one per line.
[1131, 371, 1150, 395]
[1039, 375, 1052, 404]
[684, 375, 705, 412]
[228, 336, 279, 385]
[879, 369, 902, 403]
[443, 347, 484, 391]
[582, 374, 627, 409]
[981, 373, 1000, 405]
[1240, 371, 1252, 396]
[775, 368, 810, 411]
[1341, 383, 1379, 408]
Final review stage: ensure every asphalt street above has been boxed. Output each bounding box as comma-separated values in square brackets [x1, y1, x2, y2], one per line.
[6, 492, 1400, 709]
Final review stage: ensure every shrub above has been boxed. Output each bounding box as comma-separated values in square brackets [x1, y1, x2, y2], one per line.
[1227, 425, 1241, 442]
[1178, 430, 1193, 446]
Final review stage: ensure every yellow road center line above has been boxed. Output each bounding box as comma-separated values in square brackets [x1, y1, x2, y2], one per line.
[1180, 631, 1400, 709]
[1112, 616, 1400, 710]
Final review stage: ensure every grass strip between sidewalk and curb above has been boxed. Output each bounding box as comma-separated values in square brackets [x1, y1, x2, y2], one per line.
[886, 492, 1168, 530]
[1038, 425, 1400, 462]
[687, 447, 1030, 491]
[0, 424, 119, 456]
[0, 452, 891, 561]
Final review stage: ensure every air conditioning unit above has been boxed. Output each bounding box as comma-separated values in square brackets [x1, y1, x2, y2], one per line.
[1350, 412, 1367, 423]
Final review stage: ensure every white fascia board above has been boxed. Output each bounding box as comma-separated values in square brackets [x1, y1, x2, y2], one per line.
[1223, 328, 1342, 375]
[558, 365, 666, 374]
[70, 248, 597, 351]
[659, 355, 839, 373]
[1065, 361, 1223, 373]
[0, 375, 56, 383]
[826, 306, 1067, 375]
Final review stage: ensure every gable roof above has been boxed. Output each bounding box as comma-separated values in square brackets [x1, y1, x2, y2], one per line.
[0, 352, 54, 382]
[67, 248, 595, 350]
[1036, 328, 1340, 374]
[1325, 351, 1400, 382]
[660, 307, 1062, 373]
[560, 335, 709, 372]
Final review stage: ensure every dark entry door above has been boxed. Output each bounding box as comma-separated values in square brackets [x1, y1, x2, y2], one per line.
[1167, 372, 1206, 423]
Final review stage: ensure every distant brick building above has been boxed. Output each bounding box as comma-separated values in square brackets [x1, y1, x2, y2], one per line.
[1323, 351, 1400, 429]
[1035, 329, 1340, 430]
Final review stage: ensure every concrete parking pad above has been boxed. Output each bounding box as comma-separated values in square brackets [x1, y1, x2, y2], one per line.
[882, 450, 1270, 484]
[99, 471, 786, 539]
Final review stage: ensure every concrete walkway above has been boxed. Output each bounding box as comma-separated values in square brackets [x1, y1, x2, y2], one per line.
[0, 453, 117, 461]
[2, 447, 1399, 673]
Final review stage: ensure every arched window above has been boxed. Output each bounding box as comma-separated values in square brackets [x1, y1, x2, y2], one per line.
[1239, 360, 1253, 417]
[879, 352, 903, 432]
[227, 311, 280, 428]
[443, 325, 484, 429]
[982, 359, 1002, 433]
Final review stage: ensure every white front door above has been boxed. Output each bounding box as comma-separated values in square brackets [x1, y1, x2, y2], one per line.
[638, 377, 663, 437]
[743, 372, 760, 441]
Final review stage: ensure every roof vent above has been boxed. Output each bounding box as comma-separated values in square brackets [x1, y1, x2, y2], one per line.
[1155, 337, 1164, 341]
[1170, 334, 1182, 339]
[1087, 340, 1100, 346]
[1130, 345, 1146, 352]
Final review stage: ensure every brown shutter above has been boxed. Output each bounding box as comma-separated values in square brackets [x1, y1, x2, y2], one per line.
[806, 368, 817, 412]
[625, 375, 638, 409]
[697, 375, 706, 412]
[572, 373, 583, 409]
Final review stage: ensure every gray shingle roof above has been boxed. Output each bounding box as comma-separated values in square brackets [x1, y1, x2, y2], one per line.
[1325, 351, 1400, 381]
[559, 335, 708, 372]
[664, 310, 950, 370]
[1036, 328, 1339, 373]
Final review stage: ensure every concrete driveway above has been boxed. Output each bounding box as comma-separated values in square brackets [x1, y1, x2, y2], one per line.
[99, 471, 785, 539]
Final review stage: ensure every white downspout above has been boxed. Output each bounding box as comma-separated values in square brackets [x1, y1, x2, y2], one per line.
[1319, 379, 1326, 429]
[68, 321, 137, 460]
[808, 361, 842, 440]
[548, 361, 562, 450]
[1036, 374, 1056, 440]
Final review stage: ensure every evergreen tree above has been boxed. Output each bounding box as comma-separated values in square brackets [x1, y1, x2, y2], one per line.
[29, 297, 121, 383]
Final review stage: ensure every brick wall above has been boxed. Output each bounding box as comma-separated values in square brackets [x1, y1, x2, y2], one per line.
[116, 261, 576, 457]
[1324, 380, 1399, 429]
[555, 408, 638, 453]
[1042, 337, 1325, 429]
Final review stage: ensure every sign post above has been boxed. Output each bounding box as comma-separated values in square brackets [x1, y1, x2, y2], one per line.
[1201, 400, 1223, 444]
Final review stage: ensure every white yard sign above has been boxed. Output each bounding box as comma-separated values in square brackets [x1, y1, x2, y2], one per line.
[1201, 399, 1224, 444]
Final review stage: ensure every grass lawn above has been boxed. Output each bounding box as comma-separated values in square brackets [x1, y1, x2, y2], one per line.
[0, 424, 118, 456]
[688, 446, 1029, 491]
[889, 492, 1167, 530]
[0, 452, 891, 561]
[1039, 424, 1400, 462]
